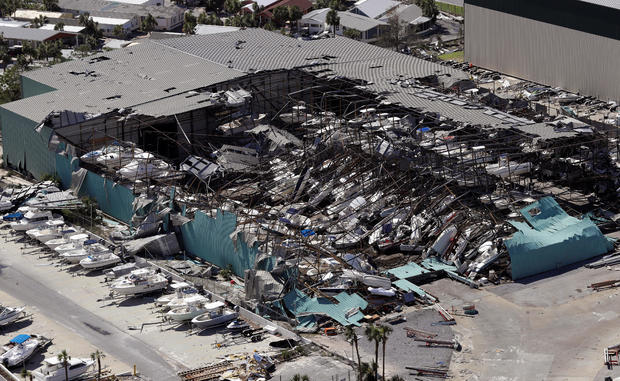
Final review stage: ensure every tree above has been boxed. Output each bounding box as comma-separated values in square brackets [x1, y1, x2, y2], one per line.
[415, 0, 438, 20]
[224, 0, 241, 15]
[32, 15, 48, 28]
[343, 28, 361, 40]
[79, 13, 103, 39]
[54, 22, 64, 31]
[263, 21, 274, 31]
[345, 326, 362, 380]
[141, 13, 157, 33]
[315, 0, 330, 8]
[182, 12, 197, 34]
[359, 362, 377, 381]
[381, 14, 403, 51]
[197, 11, 208, 25]
[365, 324, 381, 380]
[378, 325, 393, 381]
[288, 5, 302, 33]
[113, 24, 124, 38]
[388, 376, 405, 381]
[272, 5, 288, 28]
[43, 0, 58, 11]
[57, 350, 70, 381]
[0, 35, 10, 68]
[0, 65, 21, 104]
[326, 8, 339, 37]
[90, 350, 105, 381]
[0, 0, 22, 18]
[290, 375, 310, 381]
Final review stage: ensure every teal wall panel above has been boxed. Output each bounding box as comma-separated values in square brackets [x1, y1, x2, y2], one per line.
[0, 107, 57, 179]
[21, 76, 56, 99]
[78, 171, 135, 223]
[180, 209, 259, 277]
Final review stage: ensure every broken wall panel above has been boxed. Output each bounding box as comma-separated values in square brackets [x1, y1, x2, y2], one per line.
[180, 209, 259, 277]
[505, 197, 614, 280]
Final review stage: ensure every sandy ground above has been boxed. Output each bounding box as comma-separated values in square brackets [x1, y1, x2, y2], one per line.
[0, 226, 282, 379]
[424, 262, 620, 381]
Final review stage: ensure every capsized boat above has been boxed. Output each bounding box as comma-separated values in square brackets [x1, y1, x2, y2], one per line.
[79, 252, 121, 270]
[32, 356, 94, 381]
[0, 305, 26, 326]
[110, 268, 169, 295]
[0, 334, 49, 367]
[191, 301, 238, 329]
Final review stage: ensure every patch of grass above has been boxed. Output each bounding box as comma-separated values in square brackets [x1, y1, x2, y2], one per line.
[436, 1, 464, 16]
[438, 50, 464, 62]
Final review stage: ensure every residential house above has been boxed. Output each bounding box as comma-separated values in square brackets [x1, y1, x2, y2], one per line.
[351, 0, 400, 19]
[300, 9, 388, 42]
[380, 4, 432, 34]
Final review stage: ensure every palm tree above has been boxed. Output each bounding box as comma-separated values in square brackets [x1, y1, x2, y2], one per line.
[290, 375, 310, 381]
[90, 350, 105, 381]
[359, 361, 377, 381]
[344, 326, 362, 380]
[287, 5, 302, 33]
[325, 8, 339, 37]
[54, 22, 64, 31]
[182, 12, 197, 34]
[364, 324, 381, 380]
[141, 13, 157, 33]
[57, 350, 70, 381]
[378, 325, 393, 381]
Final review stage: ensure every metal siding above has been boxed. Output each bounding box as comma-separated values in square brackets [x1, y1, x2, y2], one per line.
[465, 4, 620, 102]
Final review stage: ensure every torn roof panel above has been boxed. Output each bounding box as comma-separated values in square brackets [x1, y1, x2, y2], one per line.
[283, 288, 368, 326]
[386, 262, 429, 279]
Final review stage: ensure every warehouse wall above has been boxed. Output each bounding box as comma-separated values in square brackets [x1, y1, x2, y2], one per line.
[464, 3, 620, 102]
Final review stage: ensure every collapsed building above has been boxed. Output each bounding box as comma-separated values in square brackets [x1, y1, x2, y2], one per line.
[1, 29, 619, 329]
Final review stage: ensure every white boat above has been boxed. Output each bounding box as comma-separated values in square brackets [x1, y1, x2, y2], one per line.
[95, 145, 143, 169]
[0, 200, 13, 212]
[10, 209, 60, 232]
[44, 229, 80, 250]
[79, 252, 121, 270]
[0, 334, 46, 368]
[26, 220, 66, 242]
[54, 234, 92, 255]
[485, 156, 532, 178]
[0, 305, 25, 326]
[155, 283, 207, 308]
[32, 356, 94, 381]
[226, 319, 249, 331]
[368, 287, 397, 297]
[191, 301, 238, 329]
[166, 295, 209, 321]
[61, 243, 110, 264]
[110, 268, 169, 295]
[118, 156, 170, 180]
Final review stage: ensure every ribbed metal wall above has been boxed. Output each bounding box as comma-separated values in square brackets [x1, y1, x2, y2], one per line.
[464, 3, 620, 102]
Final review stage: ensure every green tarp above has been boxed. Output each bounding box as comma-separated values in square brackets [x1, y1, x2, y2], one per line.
[505, 197, 614, 280]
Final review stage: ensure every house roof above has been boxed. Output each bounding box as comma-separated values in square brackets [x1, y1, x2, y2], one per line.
[58, 0, 183, 19]
[39, 23, 85, 33]
[302, 9, 388, 32]
[0, 26, 64, 41]
[353, 0, 401, 19]
[383, 4, 423, 23]
[262, 0, 313, 17]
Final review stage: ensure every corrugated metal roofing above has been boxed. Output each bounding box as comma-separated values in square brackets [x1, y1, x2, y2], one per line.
[386, 262, 428, 279]
[283, 288, 368, 326]
[578, 0, 620, 10]
[4, 41, 244, 121]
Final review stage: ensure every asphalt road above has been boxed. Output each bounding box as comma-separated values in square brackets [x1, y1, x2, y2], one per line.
[0, 251, 180, 381]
